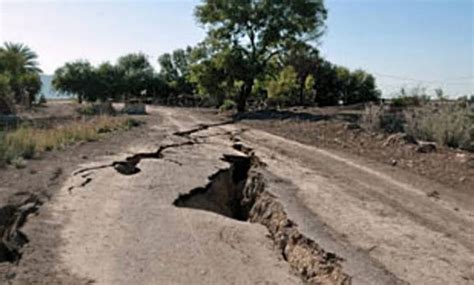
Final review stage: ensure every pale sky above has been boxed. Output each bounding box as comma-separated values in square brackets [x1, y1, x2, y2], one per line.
[1, 0, 473, 97]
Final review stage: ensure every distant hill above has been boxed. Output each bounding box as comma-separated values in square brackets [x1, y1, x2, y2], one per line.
[40, 75, 70, 99]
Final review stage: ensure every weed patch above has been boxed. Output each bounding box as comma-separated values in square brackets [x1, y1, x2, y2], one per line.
[0, 117, 141, 166]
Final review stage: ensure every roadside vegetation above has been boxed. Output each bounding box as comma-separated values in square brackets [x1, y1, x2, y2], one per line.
[1, 0, 472, 155]
[362, 88, 474, 151]
[47, 0, 380, 112]
[0, 117, 140, 167]
[0, 42, 42, 110]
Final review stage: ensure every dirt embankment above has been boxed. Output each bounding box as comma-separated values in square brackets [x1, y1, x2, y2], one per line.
[220, 108, 474, 196]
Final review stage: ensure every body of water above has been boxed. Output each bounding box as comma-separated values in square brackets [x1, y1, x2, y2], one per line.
[40, 74, 70, 99]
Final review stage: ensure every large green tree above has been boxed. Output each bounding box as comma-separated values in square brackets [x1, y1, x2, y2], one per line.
[117, 53, 154, 100]
[311, 59, 380, 106]
[158, 47, 194, 96]
[189, 44, 239, 106]
[195, 0, 327, 112]
[95, 62, 125, 101]
[283, 44, 319, 105]
[52, 60, 95, 103]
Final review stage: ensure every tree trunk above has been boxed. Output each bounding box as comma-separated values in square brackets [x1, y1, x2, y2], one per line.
[299, 79, 305, 106]
[237, 80, 254, 113]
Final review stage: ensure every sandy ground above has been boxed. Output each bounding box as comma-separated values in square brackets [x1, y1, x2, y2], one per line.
[1, 106, 473, 284]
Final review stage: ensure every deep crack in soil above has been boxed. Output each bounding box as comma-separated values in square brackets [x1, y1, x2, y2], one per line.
[173, 153, 351, 285]
[0, 193, 43, 263]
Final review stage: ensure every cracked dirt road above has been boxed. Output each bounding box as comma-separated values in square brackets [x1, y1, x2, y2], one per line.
[17, 106, 474, 284]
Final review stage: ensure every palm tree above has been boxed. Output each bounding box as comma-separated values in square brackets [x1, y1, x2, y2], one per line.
[0, 42, 42, 74]
[0, 42, 42, 105]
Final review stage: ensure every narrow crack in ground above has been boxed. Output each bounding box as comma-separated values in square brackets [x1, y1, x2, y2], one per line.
[0, 193, 43, 263]
[73, 141, 196, 177]
[173, 151, 351, 285]
[173, 120, 234, 137]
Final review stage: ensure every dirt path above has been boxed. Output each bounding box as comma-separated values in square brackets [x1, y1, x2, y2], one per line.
[4, 106, 473, 284]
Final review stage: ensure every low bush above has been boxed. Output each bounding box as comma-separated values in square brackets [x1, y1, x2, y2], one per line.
[0, 116, 141, 166]
[361, 102, 474, 151]
[38, 94, 47, 106]
[405, 104, 474, 150]
[390, 87, 431, 107]
[361, 104, 405, 133]
[77, 102, 116, 116]
[219, 99, 236, 112]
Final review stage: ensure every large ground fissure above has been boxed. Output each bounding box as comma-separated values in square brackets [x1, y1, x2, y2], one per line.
[173, 153, 351, 285]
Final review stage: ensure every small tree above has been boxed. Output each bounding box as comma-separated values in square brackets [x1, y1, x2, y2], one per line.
[0, 74, 11, 98]
[95, 62, 125, 101]
[189, 45, 239, 107]
[158, 47, 194, 97]
[284, 44, 319, 105]
[117, 53, 153, 100]
[53, 60, 95, 103]
[266, 66, 299, 107]
[20, 72, 42, 106]
[313, 59, 340, 106]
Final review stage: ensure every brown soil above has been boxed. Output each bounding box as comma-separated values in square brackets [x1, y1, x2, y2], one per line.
[1, 105, 472, 284]
[174, 153, 351, 284]
[210, 107, 474, 196]
[0, 113, 151, 284]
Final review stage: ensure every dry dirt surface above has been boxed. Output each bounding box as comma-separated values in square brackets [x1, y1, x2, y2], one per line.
[0, 106, 473, 285]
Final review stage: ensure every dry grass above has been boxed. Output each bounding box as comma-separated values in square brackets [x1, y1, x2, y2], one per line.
[0, 116, 140, 166]
[361, 102, 474, 151]
[360, 104, 405, 133]
[405, 104, 474, 150]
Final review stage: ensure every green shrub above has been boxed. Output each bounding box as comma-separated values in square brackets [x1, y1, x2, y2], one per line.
[124, 118, 142, 128]
[11, 157, 27, 169]
[219, 99, 236, 112]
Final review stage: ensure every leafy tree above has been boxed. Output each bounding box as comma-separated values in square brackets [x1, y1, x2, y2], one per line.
[117, 53, 154, 100]
[195, 0, 327, 112]
[146, 73, 170, 102]
[313, 59, 340, 106]
[19, 72, 42, 105]
[283, 44, 319, 105]
[52, 60, 95, 103]
[158, 47, 194, 96]
[266, 66, 299, 107]
[343, 69, 380, 105]
[0, 74, 11, 98]
[158, 53, 178, 83]
[95, 62, 125, 101]
[304, 74, 316, 102]
[188, 46, 238, 106]
[311, 58, 380, 106]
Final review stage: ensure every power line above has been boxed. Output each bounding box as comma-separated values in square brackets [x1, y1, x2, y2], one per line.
[372, 72, 474, 84]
